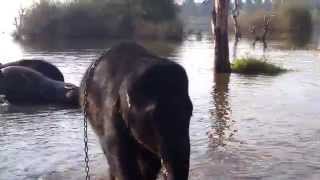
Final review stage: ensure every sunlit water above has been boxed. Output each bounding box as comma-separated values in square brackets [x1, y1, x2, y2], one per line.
[0, 33, 320, 180]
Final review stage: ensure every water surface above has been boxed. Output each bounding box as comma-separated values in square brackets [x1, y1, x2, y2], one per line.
[1, 34, 320, 180]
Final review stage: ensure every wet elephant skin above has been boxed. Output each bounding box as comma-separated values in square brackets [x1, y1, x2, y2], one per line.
[80, 42, 193, 180]
[0, 59, 64, 81]
[0, 66, 78, 106]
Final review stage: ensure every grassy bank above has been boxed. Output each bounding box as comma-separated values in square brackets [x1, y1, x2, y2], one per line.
[14, 0, 183, 41]
[231, 57, 287, 75]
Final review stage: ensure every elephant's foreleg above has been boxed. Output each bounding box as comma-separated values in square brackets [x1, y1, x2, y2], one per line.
[100, 114, 143, 180]
[137, 146, 161, 180]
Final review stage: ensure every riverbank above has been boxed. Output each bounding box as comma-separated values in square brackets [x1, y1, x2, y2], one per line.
[13, 0, 183, 41]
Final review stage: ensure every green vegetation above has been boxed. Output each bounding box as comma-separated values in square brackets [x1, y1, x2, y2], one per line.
[14, 0, 182, 41]
[231, 57, 287, 75]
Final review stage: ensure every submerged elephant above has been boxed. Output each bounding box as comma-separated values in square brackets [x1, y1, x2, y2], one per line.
[0, 59, 64, 81]
[80, 42, 193, 180]
[0, 66, 78, 106]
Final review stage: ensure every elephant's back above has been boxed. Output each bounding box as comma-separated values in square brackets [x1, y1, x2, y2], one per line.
[1, 59, 64, 81]
[80, 42, 173, 103]
[0, 66, 61, 103]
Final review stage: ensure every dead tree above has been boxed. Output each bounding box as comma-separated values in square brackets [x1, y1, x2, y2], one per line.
[232, 0, 241, 59]
[212, 0, 231, 73]
[250, 15, 271, 51]
[13, 8, 25, 39]
[250, 25, 259, 48]
[262, 16, 271, 51]
[232, 0, 241, 42]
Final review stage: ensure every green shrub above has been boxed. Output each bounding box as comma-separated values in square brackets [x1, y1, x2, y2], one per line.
[231, 57, 287, 75]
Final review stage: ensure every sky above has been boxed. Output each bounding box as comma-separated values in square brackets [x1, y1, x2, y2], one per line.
[0, 0, 33, 33]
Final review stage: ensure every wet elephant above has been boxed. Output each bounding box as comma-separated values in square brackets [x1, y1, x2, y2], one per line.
[80, 42, 193, 180]
[0, 66, 78, 106]
[0, 59, 64, 81]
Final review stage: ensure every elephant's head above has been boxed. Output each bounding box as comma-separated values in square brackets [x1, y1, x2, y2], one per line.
[121, 63, 193, 180]
[63, 83, 80, 107]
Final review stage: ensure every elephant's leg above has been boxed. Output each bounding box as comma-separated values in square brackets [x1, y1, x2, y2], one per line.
[108, 173, 115, 180]
[100, 145, 116, 180]
[137, 146, 162, 180]
[99, 114, 143, 180]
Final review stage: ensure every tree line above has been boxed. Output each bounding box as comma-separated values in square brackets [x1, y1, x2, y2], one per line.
[14, 0, 182, 40]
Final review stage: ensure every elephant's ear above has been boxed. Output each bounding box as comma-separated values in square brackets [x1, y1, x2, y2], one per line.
[126, 90, 157, 114]
[125, 91, 132, 109]
[144, 102, 156, 114]
[0, 69, 3, 78]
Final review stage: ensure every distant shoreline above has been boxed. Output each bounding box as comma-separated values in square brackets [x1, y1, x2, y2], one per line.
[13, 0, 183, 42]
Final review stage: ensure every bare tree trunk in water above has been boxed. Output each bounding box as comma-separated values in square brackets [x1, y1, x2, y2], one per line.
[232, 0, 241, 42]
[232, 0, 241, 59]
[250, 15, 271, 51]
[262, 16, 271, 52]
[212, 0, 231, 73]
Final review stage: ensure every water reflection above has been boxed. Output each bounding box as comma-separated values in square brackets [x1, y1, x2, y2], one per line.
[140, 40, 180, 57]
[209, 73, 233, 148]
[232, 38, 239, 60]
[0, 104, 80, 115]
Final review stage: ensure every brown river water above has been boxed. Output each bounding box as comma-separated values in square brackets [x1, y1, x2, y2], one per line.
[0, 34, 320, 180]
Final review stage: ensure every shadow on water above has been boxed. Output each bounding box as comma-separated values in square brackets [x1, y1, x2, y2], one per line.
[0, 103, 80, 115]
[17, 37, 181, 55]
[208, 73, 234, 148]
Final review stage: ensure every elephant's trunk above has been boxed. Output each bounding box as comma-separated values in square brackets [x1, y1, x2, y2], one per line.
[159, 124, 190, 180]
[155, 101, 192, 180]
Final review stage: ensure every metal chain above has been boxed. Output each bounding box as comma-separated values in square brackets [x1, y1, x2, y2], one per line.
[83, 103, 90, 180]
[82, 52, 107, 180]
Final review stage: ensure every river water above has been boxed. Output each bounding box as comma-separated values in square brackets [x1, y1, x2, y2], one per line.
[0, 34, 320, 180]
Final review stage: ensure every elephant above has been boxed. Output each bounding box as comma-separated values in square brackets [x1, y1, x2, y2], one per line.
[0, 59, 64, 81]
[80, 42, 193, 180]
[0, 66, 78, 106]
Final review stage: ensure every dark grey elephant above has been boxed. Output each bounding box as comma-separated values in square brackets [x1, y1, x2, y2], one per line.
[0, 66, 78, 106]
[0, 59, 64, 81]
[80, 42, 193, 180]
